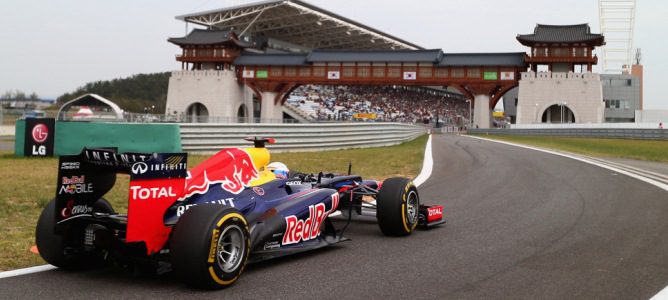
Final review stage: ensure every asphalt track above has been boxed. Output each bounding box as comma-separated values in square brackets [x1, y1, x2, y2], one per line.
[2, 134, 668, 299]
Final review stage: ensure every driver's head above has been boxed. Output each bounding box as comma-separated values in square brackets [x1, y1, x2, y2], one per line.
[267, 162, 289, 179]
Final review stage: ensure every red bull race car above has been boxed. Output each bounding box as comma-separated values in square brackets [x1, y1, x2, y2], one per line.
[35, 137, 444, 289]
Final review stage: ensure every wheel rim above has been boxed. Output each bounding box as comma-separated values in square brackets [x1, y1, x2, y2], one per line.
[216, 225, 245, 273]
[406, 190, 418, 225]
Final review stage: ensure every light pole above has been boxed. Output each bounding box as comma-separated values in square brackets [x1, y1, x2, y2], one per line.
[466, 99, 472, 129]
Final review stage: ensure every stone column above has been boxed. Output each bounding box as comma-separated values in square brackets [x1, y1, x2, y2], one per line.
[473, 94, 491, 129]
[260, 91, 282, 123]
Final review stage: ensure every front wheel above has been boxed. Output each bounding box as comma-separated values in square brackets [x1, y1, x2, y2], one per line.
[376, 177, 420, 236]
[170, 205, 250, 289]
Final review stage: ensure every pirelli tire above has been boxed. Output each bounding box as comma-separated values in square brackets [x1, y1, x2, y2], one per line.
[376, 177, 420, 236]
[35, 198, 114, 270]
[170, 205, 250, 289]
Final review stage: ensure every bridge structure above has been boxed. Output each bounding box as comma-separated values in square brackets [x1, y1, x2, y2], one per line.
[166, 0, 528, 128]
[234, 50, 527, 128]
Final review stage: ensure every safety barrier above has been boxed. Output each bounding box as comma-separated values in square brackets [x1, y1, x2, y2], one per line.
[15, 119, 182, 156]
[179, 122, 427, 153]
[468, 128, 668, 140]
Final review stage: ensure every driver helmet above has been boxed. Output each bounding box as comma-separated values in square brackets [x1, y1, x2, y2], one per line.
[267, 162, 289, 179]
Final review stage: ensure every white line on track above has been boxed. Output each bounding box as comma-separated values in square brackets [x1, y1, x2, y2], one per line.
[413, 134, 433, 188]
[466, 135, 668, 192]
[0, 264, 56, 279]
[465, 135, 668, 300]
[0, 135, 437, 280]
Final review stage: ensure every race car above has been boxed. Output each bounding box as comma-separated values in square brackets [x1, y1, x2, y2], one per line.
[35, 137, 444, 289]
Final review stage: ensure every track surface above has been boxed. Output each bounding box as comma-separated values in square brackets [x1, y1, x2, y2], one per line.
[2, 135, 668, 299]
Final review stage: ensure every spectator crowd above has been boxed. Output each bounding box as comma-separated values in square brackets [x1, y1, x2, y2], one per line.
[286, 85, 471, 126]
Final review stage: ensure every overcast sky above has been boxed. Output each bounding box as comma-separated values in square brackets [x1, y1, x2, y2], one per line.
[0, 0, 664, 109]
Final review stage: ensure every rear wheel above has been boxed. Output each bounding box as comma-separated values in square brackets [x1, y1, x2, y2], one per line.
[171, 205, 250, 289]
[35, 198, 114, 269]
[376, 177, 419, 236]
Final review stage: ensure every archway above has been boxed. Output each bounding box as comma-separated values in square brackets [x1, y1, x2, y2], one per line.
[237, 104, 248, 123]
[541, 104, 575, 123]
[186, 102, 209, 123]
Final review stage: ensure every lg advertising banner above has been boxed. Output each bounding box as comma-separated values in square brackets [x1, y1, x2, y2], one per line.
[24, 118, 55, 157]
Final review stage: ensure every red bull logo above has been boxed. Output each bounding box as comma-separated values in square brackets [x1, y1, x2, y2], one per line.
[182, 148, 259, 198]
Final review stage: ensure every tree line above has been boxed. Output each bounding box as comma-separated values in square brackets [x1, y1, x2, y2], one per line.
[56, 72, 171, 113]
[1, 90, 41, 101]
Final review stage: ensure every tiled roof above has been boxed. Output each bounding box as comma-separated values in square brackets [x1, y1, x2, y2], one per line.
[306, 50, 443, 63]
[168, 29, 250, 46]
[439, 53, 527, 67]
[235, 51, 527, 67]
[234, 53, 308, 66]
[517, 24, 604, 45]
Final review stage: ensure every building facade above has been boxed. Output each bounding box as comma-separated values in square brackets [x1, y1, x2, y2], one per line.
[601, 73, 641, 122]
[515, 24, 605, 124]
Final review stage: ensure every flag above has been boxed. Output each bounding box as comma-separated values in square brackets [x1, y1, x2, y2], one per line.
[500, 72, 514, 80]
[403, 72, 416, 80]
[327, 71, 340, 80]
[242, 70, 255, 78]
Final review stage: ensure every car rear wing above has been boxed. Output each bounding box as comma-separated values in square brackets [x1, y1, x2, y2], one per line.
[56, 148, 188, 254]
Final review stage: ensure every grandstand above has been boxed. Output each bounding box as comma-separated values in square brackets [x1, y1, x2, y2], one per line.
[286, 85, 467, 125]
[166, 0, 471, 126]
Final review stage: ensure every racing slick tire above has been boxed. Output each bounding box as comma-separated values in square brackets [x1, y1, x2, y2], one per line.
[171, 205, 250, 289]
[35, 198, 114, 270]
[376, 177, 420, 236]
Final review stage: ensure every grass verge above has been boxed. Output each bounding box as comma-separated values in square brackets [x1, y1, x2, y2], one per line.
[471, 135, 668, 163]
[0, 134, 427, 271]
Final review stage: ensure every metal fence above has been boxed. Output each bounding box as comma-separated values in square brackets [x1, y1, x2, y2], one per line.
[468, 128, 668, 140]
[180, 122, 427, 153]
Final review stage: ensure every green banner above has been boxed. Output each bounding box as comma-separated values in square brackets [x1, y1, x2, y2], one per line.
[483, 72, 498, 80]
[256, 70, 268, 79]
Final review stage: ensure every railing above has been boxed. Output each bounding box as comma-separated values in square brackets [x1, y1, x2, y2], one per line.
[179, 122, 427, 153]
[469, 126, 668, 141]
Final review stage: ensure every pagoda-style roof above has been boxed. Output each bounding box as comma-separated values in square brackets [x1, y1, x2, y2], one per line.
[233, 50, 527, 67]
[234, 53, 308, 66]
[168, 29, 252, 47]
[438, 53, 527, 67]
[517, 24, 605, 46]
[306, 50, 444, 63]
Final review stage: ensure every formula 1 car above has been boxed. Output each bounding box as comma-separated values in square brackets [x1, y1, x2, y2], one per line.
[36, 137, 444, 289]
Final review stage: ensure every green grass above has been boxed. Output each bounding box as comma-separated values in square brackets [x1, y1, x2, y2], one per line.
[0, 135, 427, 271]
[472, 135, 668, 163]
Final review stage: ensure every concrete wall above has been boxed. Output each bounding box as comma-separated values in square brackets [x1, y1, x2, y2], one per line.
[166, 70, 251, 121]
[517, 71, 604, 124]
[166, 70, 283, 123]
